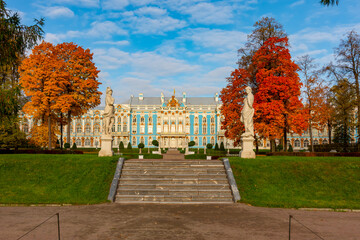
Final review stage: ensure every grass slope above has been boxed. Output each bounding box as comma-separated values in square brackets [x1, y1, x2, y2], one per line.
[230, 156, 360, 209]
[0, 154, 118, 204]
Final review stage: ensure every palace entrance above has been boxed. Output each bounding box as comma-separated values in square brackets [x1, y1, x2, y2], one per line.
[160, 134, 187, 149]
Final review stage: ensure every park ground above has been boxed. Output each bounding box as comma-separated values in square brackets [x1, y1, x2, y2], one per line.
[0, 203, 359, 240]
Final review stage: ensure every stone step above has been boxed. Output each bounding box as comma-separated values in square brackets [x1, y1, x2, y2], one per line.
[123, 163, 224, 167]
[121, 173, 227, 179]
[115, 195, 233, 203]
[121, 169, 226, 174]
[118, 183, 230, 190]
[162, 155, 185, 160]
[119, 178, 229, 185]
[117, 189, 232, 197]
[124, 161, 222, 166]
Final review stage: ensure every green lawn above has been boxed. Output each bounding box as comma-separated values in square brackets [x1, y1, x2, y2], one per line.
[229, 156, 360, 209]
[0, 154, 118, 204]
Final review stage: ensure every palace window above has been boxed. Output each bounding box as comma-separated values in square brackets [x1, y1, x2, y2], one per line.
[211, 117, 215, 124]
[322, 139, 328, 144]
[85, 124, 91, 133]
[157, 125, 161, 133]
[202, 137, 207, 146]
[132, 137, 136, 146]
[194, 137, 198, 146]
[76, 138, 81, 146]
[211, 125, 215, 134]
[123, 117, 128, 132]
[94, 124, 100, 133]
[171, 124, 176, 133]
[211, 137, 215, 145]
[186, 125, 190, 134]
[140, 137, 145, 144]
[294, 139, 300, 147]
[194, 125, 199, 134]
[132, 125, 137, 134]
[140, 116, 145, 123]
[314, 140, 319, 145]
[85, 138, 91, 146]
[178, 124, 183, 133]
[76, 124, 82, 133]
[148, 125, 153, 134]
[202, 117, 207, 134]
[132, 116, 137, 123]
[304, 140, 309, 148]
[149, 117, 152, 124]
[117, 117, 121, 132]
[140, 125, 145, 134]
[112, 125, 115, 132]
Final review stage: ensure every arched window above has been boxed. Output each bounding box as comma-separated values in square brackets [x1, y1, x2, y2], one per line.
[194, 125, 199, 134]
[304, 140, 309, 148]
[132, 137, 136, 146]
[123, 117, 128, 132]
[211, 125, 215, 134]
[140, 137, 144, 144]
[148, 116, 152, 124]
[194, 137, 198, 146]
[132, 116, 137, 123]
[76, 124, 82, 133]
[202, 137, 207, 146]
[211, 137, 215, 145]
[85, 124, 91, 133]
[85, 138, 91, 146]
[211, 117, 215, 124]
[202, 117, 207, 134]
[294, 139, 300, 147]
[322, 139, 328, 144]
[314, 140, 319, 145]
[94, 124, 100, 133]
[117, 117, 121, 132]
[140, 116, 145, 123]
[76, 138, 81, 146]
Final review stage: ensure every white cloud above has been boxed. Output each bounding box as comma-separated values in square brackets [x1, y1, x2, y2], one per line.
[45, 21, 127, 43]
[181, 2, 233, 25]
[199, 52, 237, 66]
[40, 6, 74, 18]
[181, 28, 247, 51]
[102, 0, 129, 10]
[134, 6, 167, 16]
[87, 21, 128, 38]
[124, 14, 187, 35]
[290, 0, 305, 8]
[49, 0, 100, 8]
[93, 40, 130, 46]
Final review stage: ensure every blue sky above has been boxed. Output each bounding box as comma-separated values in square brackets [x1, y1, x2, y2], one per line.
[8, 0, 360, 103]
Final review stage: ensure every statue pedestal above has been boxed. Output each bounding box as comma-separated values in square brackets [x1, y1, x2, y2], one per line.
[240, 136, 255, 159]
[98, 135, 114, 157]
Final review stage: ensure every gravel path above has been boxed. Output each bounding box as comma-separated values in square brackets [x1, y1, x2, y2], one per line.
[1, 203, 359, 240]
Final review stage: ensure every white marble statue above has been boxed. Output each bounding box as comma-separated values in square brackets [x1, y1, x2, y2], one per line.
[240, 86, 254, 137]
[103, 87, 115, 135]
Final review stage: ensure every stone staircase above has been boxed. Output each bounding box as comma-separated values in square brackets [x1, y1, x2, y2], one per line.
[162, 148, 185, 160]
[115, 158, 234, 203]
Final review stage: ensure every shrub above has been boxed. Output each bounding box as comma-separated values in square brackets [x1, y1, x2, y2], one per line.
[64, 143, 70, 149]
[119, 141, 124, 149]
[71, 143, 77, 149]
[127, 142, 132, 149]
[188, 141, 195, 147]
[220, 142, 225, 151]
[276, 144, 283, 152]
[152, 140, 159, 147]
[214, 143, 219, 150]
[138, 143, 145, 149]
[206, 143, 213, 149]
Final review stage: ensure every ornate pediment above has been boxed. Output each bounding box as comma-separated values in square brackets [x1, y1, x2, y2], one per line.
[167, 95, 180, 108]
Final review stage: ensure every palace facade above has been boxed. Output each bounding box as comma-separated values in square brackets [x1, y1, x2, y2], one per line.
[20, 91, 334, 150]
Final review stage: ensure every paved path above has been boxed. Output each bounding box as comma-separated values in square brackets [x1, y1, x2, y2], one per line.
[1, 203, 359, 240]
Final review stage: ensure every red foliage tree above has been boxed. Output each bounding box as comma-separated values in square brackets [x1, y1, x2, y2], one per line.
[253, 37, 308, 150]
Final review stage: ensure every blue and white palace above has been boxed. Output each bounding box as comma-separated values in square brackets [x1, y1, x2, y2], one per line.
[20, 91, 333, 150]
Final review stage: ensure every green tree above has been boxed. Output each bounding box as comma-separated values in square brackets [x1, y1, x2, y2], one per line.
[0, 0, 44, 148]
[206, 143, 213, 149]
[127, 142, 132, 149]
[320, 0, 339, 6]
[119, 141, 124, 149]
[188, 140, 195, 147]
[138, 143, 144, 154]
[152, 140, 159, 147]
[220, 142, 225, 151]
[71, 142, 77, 149]
[214, 142, 219, 150]
[331, 79, 356, 147]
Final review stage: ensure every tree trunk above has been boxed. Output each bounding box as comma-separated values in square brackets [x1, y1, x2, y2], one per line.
[270, 139, 276, 152]
[254, 134, 259, 154]
[283, 116, 288, 152]
[309, 120, 314, 152]
[328, 120, 332, 144]
[60, 112, 63, 150]
[67, 110, 71, 147]
[48, 115, 52, 150]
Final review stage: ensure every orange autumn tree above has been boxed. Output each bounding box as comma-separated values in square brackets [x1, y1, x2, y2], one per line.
[54, 42, 101, 147]
[253, 37, 308, 151]
[220, 69, 250, 146]
[19, 41, 67, 148]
